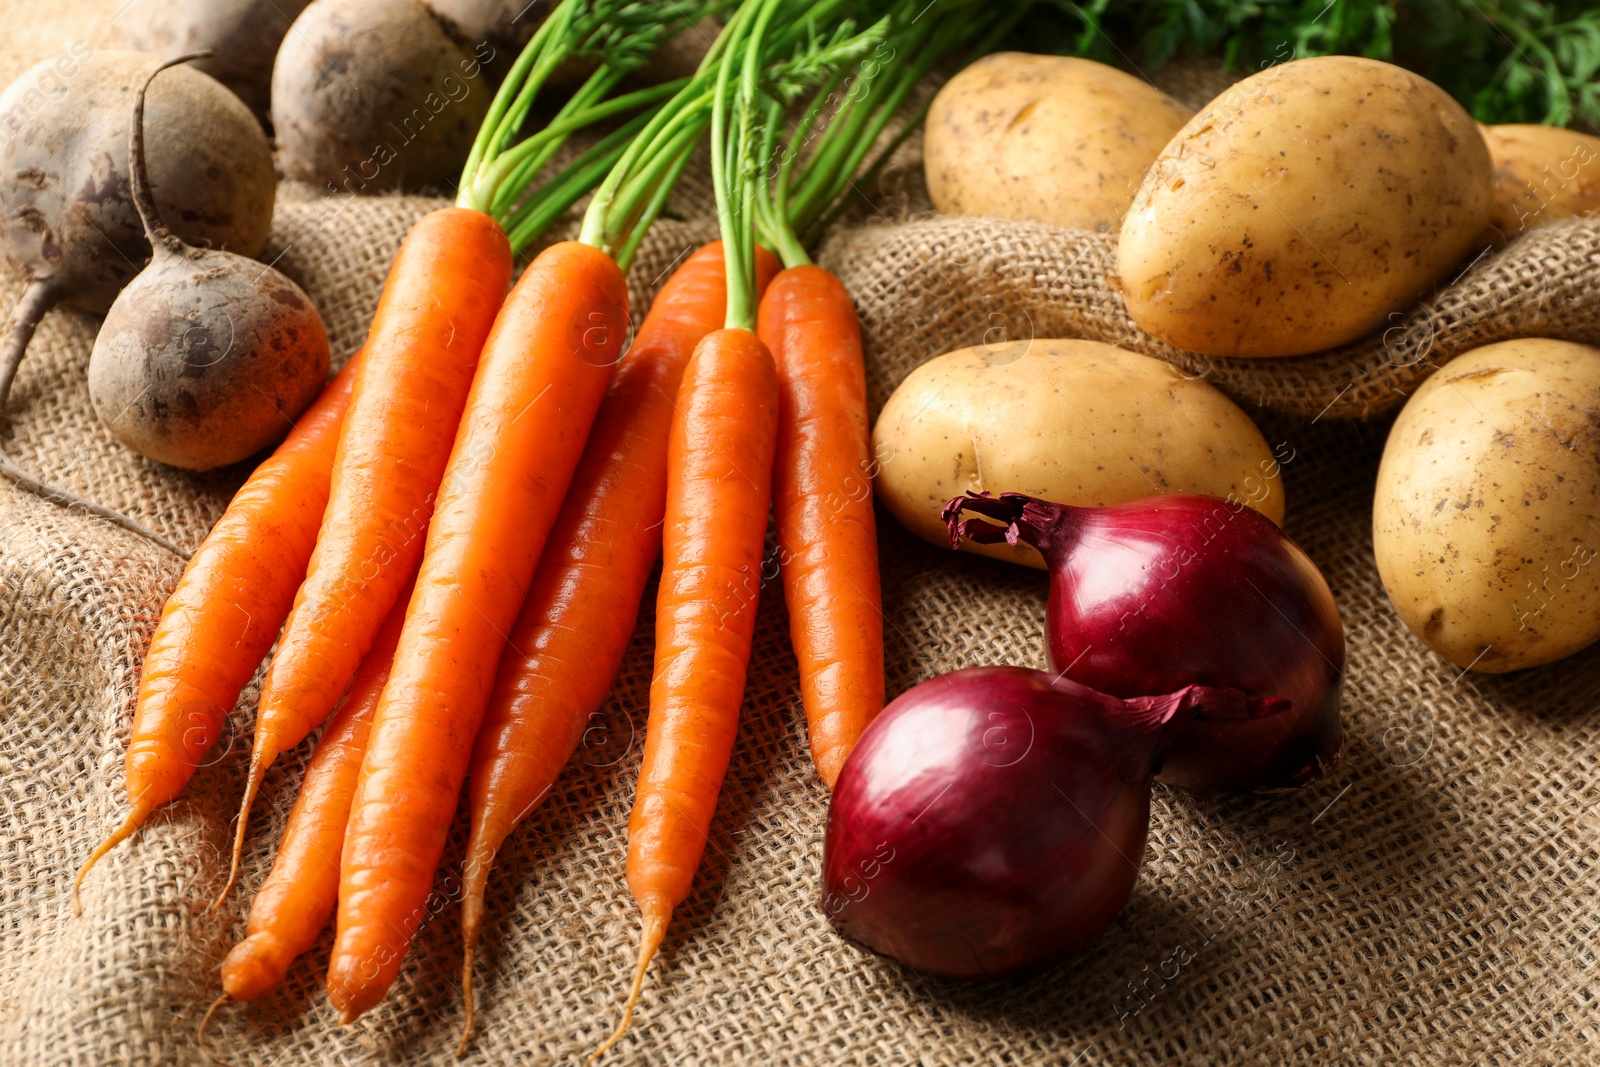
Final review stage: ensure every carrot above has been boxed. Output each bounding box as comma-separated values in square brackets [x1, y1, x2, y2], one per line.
[454, 240, 780, 1052]
[743, 1, 1014, 788]
[196, 580, 413, 1057]
[325, 240, 629, 1023]
[215, 0, 707, 905]
[218, 207, 512, 906]
[586, 4, 891, 1054]
[324, 0, 754, 1019]
[589, 325, 780, 1061]
[758, 265, 883, 787]
[220, 579, 411, 1004]
[73, 353, 361, 912]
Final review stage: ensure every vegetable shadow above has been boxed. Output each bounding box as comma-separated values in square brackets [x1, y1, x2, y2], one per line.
[871, 886, 1244, 1045]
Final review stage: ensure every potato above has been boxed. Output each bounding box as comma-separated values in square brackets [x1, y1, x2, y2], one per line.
[1117, 56, 1492, 358]
[872, 339, 1287, 568]
[924, 53, 1194, 232]
[1373, 338, 1600, 672]
[1481, 123, 1600, 237]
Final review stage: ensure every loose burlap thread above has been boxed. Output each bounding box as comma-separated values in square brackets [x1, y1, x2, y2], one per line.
[4, 7, 1600, 1066]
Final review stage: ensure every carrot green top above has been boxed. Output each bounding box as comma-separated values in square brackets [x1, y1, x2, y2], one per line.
[455, 0, 726, 255]
[753, 0, 1028, 270]
[459, 0, 994, 271]
[694, 0, 894, 329]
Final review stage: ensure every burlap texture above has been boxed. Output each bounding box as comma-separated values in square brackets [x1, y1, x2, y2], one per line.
[5, 6, 1600, 1066]
[822, 213, 1600, 422]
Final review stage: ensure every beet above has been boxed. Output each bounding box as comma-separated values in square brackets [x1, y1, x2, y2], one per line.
[108, 0, 312, 125]
[271, 0, 494, 192]
[0, 49, 275, 553]
[88, 55, 329, 473]
[425, 0, 545, 81]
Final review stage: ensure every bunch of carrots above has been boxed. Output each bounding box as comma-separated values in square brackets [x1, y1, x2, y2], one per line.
[70, 0, 1015, 1058]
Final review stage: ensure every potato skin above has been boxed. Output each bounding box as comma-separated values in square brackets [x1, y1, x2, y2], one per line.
[1117, 56, 1492, 358]
[1374, 339, 1600, 672]
[924, 53, 1193, 232]
[1481, 124, 1600, 237]
[872, 339, 1286, 568]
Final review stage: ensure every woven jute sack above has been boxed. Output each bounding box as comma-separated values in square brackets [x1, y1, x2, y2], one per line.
[5, 11, 1600, 1067]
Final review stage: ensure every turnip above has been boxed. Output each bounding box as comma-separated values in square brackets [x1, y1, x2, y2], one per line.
[0, 48, 275, 553]
[89, 56, 329, 474]
[107, 0, 313, 125]
[271, 0, 494, 193]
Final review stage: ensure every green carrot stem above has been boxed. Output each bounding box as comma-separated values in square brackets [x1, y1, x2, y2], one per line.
[773, 68, 850, 225]
[604, 101, 714, 246]
[459, 0, 721, 234]
[801, 93, 927, 247]
[711, 0, 781, 332]
[614, 141, 699, 275]
[486, 79, 685, 221]
[502, 110, 657, 255]
[767, 1, 1029, 261]
[459, 0, 577, 191]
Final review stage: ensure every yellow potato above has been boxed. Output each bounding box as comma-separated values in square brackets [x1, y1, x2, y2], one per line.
[1117, 56, 1492, 358]
[1481, 123, 1600, 237]
[924, 53, 1194, 232]
[1374, 339, 1600, 672]
[872, 339, 1287, 568]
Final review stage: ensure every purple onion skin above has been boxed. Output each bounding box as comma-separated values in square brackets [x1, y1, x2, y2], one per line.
[823, 666, 1275, 978]
[947, 492, 1345, 790]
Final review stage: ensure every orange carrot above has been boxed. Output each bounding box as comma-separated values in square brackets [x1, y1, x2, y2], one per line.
[590, 326, 780, 1059]
[219, 208, 512, 905]
[73, 353, 361, 912]
[326, 241, 628, 1023]
[217, 579, 411, 1005]
[757, 265, 883, 787]
[455, 241, 780, 1051]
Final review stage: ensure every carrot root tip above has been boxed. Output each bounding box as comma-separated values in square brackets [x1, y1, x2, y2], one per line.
[197, 993, 233, 1067]
[73, 809, 144, 915]
[456, 941, 477, 1059]
[585, 902, 670, 1066]
[211, 750, 272, 912]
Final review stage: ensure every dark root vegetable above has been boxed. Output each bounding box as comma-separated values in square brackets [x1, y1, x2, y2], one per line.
[270, 0, 494, 193]
[0, 49, 275, 554]
[88, 55, 329, 472]
[945, 491, 1345, 790]
[108, 0, 313, 125]
[0, 50, 275, 320]
[422, 2, 709, 87]
[424, 0, 546, 81]
[823, 666, 1287, 978]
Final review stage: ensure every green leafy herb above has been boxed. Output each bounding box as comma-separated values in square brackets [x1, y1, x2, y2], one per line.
[1020, 0, 1600, 127]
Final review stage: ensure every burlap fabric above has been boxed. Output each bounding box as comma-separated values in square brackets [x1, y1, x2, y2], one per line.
[4, 6, 1600, 1066]
[823, 212, 1600, 421]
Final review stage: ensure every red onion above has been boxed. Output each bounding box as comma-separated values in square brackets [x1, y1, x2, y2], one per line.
[822, 666, 1286, 978]
[943, 491, 1344, 790]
